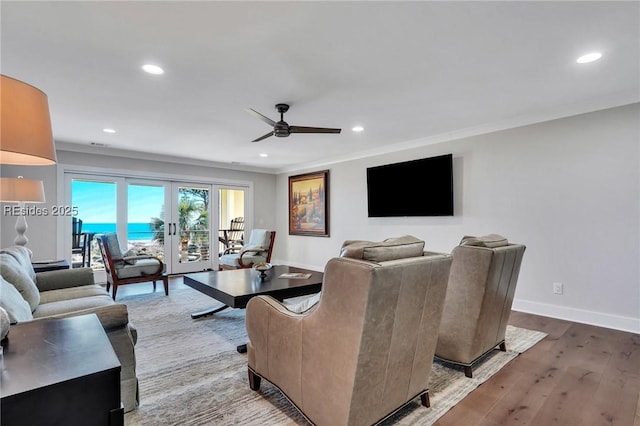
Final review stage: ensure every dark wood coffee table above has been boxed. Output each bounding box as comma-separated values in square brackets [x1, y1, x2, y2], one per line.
[183, 265, 323, 352]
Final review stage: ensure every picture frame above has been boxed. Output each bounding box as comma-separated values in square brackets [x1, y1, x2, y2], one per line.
[289, 170, 329, 237]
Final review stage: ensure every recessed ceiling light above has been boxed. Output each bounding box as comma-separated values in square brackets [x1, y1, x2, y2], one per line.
[576, 52, 602, 64]
[259, 153, 268, 158]
[103, 128, 116, 133]
[142, 64, 165, 75]
[352, 126, 364, 132]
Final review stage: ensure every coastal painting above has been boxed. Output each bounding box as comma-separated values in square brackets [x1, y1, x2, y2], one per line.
[288, 170, 329, 237]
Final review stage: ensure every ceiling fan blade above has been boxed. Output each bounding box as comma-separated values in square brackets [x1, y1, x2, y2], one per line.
[246, 108, 276, 127]
[290, 126, 342, 134]
[251, 131, 274, 142]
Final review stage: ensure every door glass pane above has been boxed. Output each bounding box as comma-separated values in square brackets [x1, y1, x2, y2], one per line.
[127, 184, 166, 262]
[177, 186, 210, 263]
[71, 180, 116, 270]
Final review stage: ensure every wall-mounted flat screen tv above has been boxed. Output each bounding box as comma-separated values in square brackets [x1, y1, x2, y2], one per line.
[367, 153, 453, 217]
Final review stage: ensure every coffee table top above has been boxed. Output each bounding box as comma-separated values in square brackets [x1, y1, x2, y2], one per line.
[183, 264, 323, 309]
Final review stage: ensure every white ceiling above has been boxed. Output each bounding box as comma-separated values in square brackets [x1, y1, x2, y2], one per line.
[2, 1, 638, 173]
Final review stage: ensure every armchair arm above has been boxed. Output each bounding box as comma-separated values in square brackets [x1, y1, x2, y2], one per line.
[246, 295, 305, 399]
[35, 267, 95, 292]
[30, 303, 129, 330]
[237, 248, 266, 267]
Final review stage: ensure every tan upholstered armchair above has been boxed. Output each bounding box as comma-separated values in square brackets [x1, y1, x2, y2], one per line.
[435, 234, 526, 378]
[246, 252, 452, 426]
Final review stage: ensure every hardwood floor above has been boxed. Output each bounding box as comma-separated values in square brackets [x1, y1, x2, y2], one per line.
[113, 278, 640, 425]
[435, 311, 640, 426]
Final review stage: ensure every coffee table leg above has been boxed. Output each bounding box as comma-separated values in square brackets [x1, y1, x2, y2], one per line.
[237, 344, 247, 353]
[191, 305, 229, 319]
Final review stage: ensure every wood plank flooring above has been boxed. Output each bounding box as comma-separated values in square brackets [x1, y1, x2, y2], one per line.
[114, 278, 640, 425]
[435, 311, 640, 426]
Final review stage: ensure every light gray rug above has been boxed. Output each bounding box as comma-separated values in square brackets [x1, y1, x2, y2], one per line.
[123, 288, 547, 426]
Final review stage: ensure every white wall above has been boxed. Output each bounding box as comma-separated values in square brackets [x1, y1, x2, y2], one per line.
[1, 150, 278, 260]
[273, 104, 640, 333]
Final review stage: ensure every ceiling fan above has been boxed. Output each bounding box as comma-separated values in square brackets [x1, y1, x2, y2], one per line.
[246, 103, 341, 142]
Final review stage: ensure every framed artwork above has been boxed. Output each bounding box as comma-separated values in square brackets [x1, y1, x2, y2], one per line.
[289, 170, 329, 237]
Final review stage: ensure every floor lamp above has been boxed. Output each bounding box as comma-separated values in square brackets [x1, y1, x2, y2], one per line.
[0, 177, 46, 246]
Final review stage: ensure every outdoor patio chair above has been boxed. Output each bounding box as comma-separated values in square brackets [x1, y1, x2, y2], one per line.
[218, 217, 244, 253]
[97, 232, 168, 300]
[71, 217, 89, 268]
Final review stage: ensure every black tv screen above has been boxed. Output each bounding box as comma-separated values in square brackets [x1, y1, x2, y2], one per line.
[367, 154, 453, 217]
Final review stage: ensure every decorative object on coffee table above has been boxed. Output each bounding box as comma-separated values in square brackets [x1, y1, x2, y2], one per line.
[289, 170, 329, 237]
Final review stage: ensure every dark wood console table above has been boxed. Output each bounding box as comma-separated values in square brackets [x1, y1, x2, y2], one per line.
[1, 314, 123, 426]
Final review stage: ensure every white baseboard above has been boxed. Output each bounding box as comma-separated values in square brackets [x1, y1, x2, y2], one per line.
[512, 298, 640, 334]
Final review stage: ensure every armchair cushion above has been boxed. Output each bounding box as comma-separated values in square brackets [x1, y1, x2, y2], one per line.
[460, 233, 509, 248]
[0, 253, 40, 311]
[340, 235, 425, 262]
[247, 229, 269, 248]
[115, 258, 164, 279]
[0, 276, 33, 323]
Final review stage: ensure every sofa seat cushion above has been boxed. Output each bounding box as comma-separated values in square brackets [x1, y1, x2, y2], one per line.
[33, 295, 114, 318]
[39, 284, 109, 304]
[460, 234, 509, 248]
[0, 276, 33, 323]
[0, 253, 40, 311]
[340, 235, 425, 262]
[115, 259, 164, 279]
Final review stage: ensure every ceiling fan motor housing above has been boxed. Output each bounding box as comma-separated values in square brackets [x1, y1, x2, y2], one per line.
[274, 121, 290, 137]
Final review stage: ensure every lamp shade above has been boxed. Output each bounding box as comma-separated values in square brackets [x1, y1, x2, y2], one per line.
[1, 75, 56, 165]
[0, 177, 45, 203]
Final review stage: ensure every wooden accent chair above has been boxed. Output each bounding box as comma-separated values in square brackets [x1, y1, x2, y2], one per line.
[218, 229, 275, 270]
[97, 233, 168, 300]
[435, 234, 526, 378]
[245, 243, 452, 426]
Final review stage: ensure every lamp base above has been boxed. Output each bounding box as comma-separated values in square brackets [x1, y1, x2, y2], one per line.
[14, 203, 28, 246]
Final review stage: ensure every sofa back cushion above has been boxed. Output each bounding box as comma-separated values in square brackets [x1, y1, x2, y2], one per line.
[0, 276, 33, 322]
[0, 253, 40, 311]
[340, 235, 425, 262]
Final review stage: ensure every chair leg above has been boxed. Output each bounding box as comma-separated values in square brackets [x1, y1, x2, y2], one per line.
[163, 276, 169, 296]
[112, 284, 118, 301]
[152, 280, 157, 291]
[499, 341, 507, 351]
[248, 369, 261, 391]
[464, 366, 473, 378]
[420, 391, 430, 408]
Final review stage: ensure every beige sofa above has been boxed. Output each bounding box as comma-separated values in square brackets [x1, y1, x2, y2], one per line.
[435, 234, 526, 377]
[246, 236, 452, 426]
[0, 246, 139, 412]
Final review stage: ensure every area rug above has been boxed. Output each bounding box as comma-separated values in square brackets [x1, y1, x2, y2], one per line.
[122, 288, 547, 426]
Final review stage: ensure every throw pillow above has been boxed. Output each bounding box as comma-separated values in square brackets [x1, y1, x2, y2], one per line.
[0, 253, 40, 311]
[123, 249, 138, 265]
[0, 246, 36, 281]
[247, 229, 270, 249]
[284, 292, 322, 314]
[460, 234, 509, 248]
[0, 276, 33, 323]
